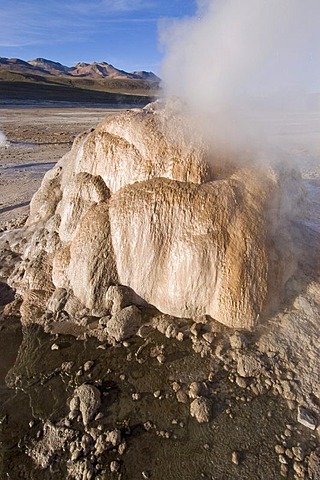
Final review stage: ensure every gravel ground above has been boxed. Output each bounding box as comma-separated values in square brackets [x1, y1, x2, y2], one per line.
[0, 106, 124, 229]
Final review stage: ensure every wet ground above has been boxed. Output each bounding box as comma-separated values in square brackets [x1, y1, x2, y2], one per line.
[0, 323, 312, 480]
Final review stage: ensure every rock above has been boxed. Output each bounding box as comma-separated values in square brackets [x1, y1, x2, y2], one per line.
[143, 421, 153, 431]
[176, 389, 188, 404]
[237, 354, 263, 378]
[293, 461, 305, 476]
[64, 292, 87, 318]
[279, 455, 288, 465]
[69, 395, 80, 414]
[190, 322, 202, 337]
[231, 451, 240, 465]
[71, 448, 81, 461]
[171, 382, 181, 392]
[51, 343, 59, 351]
[105, 305, 142, 342]
[190, 397, 212, 423]
[308, 449, 320, 480]
[202, 332, 215, 344]
[118, 441, 127, 455]
[188, 381, 207, 399]
[27, 421, 74, 468]
[281, 380, 296, 401]
[275, 445, 285, 455]
[110, 460, 120, 473]
[83, 360, 94, 372]
[297, 405, 317, 430]
[229, 331, 247, 350]
[176, 332, 184, 342]
[105, 429, 121, 447]
[67, 458, 94, 480]
[285, 448, 293, 459]
[280, 464, 288, 477]
[157, 354, 166, 364]
[71, 384, 101, 426]
[235, 376, 248, 389]
[152, 314, 176, 335]
[95, 435, 108, 455]
[292, 446, 305, 462]
[81, 433, 93, 454]
[61, 361, 74, 372]
[105, 284, 145, 314]
[165, 323, 179, 339]
[47, 288, 68, 312]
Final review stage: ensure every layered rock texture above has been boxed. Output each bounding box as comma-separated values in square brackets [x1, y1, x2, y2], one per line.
[7, 100, 299, 329]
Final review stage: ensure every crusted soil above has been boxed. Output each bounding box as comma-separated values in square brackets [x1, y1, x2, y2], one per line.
[0, 107, 123, 229]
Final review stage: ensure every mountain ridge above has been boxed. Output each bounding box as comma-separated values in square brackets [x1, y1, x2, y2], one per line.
[0, 56, 160, 105]
[0, 56, 160, 82]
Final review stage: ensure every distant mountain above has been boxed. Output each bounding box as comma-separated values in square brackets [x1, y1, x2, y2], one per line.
[0, 56, 160, 105]
[131, 70, 160, 82]
[70, 61, 135, 79]
[28, 58, 70, 75]
[0, 56, 161, 82]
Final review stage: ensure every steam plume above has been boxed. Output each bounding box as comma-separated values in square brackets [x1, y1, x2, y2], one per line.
[0, 130, 9, 147]
[160, 0, 320, 157]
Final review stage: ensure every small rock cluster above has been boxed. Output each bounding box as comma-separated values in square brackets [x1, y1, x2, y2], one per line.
[28, 381, 127, 479]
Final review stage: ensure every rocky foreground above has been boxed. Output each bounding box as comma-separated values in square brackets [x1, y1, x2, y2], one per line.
[0, 101, 319, 479]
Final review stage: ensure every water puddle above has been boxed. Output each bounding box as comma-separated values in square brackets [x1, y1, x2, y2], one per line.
[1, 161, 56, 172]
[0, 324, 305, 479]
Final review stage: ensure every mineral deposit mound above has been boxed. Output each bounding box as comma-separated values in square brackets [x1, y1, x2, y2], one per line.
[7, 100, 300, 330]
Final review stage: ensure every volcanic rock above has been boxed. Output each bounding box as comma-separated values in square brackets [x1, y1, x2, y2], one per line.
[105, 305, 143, 342]
[297, 405, 317, 430]
[190, 397, 212, 423]
[47, 287, 68, 312]
[105, 284, 145, 314]
[6, 99, 300, 329]
[237, 354, 264, 378]
[70, 384, 101, 426]
[28, 421, 74, 468]
[308, 449, 320, 480]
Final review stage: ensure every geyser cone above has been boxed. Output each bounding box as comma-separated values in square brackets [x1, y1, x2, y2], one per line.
[7, 100, 300, 329]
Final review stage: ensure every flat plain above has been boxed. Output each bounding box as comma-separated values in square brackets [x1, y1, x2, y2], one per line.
[0, 106, 124, 229]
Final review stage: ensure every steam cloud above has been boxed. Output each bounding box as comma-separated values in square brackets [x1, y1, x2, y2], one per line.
[0, 130, 9, 147]
[160, 0, 320, 158]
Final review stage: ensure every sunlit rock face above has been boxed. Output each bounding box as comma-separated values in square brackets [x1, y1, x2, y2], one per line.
[11, 100, 298, 329]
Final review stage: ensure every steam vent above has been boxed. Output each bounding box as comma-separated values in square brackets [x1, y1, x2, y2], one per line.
[8, 100, 298, 329]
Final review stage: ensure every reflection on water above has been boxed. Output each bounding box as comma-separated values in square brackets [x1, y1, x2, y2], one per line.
[0, 324, 302, 479]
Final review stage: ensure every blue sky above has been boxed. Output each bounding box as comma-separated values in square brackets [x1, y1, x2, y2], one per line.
[0, 0, 197, 73]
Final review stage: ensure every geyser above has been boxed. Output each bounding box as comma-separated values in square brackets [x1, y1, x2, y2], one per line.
[160, 0, 320, 155]
[7, 100, 300, 330]
[0, 130, 9, 148]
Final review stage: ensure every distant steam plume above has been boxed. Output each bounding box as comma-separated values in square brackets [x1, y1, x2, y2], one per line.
[160, 0, 320, 158]
[0, 130, 9, 147]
